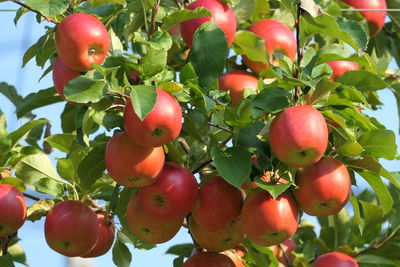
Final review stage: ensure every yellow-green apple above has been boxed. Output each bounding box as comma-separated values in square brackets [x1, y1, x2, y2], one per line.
[269, 105, 328, 168]
[105, 132, 165, 187]
[52, 58, 81, 103]
[183, 252, 237, 267]
[313, 252, 358, 267]
[273, 239, 297, 265]
[294, 157, 351, 216]
[327, 61, 359, 81]
[0, 184, 27, 237]
[55, 13, 110, 72]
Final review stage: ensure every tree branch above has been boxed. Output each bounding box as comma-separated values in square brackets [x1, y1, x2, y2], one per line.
[356, 225, 400, 256]
[294, 1, 302, 102]
[177, 137, 190, 153]
[10, 0, 58, 24]
[208, 122, 233, 134]
[279, 243, 293, 267]
[192, 159, 212, 174]
[22, 192, 40, 201]
[148, 0, 161, 38]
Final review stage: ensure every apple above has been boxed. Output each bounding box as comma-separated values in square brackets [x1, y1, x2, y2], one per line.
[340, 0, 386, 37]
[273, 239, 297, 265]
[0, 184, 27, 237]
[82, 212, 115, 258]
[168, 24, 181, 36]
[242, 19, 296, 74]
[191, 176, 243, 232]
[222, 247, 246, 267]
[124, 89, 182, 147]
[183, 252, 237, 267]
[105, 132, 165, 188]
[180, 0, 237, 47]
[218, 70, 259, 107]
[55, 13, 110, 72]
[126, 194, 182, 244]
[52, 58, 80, 102]
[139, 162, 198, 220]
[293, 157, 351, 216]
[313, 252, 358, 267]
[189, 216, 244, 252]
[327, 61, 359, 81]
[269, 105, 328, 168]
[241, 189, 298, 247]
[44, 200, 98, 257]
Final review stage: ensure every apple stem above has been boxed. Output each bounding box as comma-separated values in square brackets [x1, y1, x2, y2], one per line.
[9, 0, 59, 24]
[279, 243, 293, 267]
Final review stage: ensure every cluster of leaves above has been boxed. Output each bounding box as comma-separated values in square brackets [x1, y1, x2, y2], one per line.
[1, 0, 400, 266]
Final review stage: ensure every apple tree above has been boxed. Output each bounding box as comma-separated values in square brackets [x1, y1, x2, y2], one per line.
[1, 0, 400, 266]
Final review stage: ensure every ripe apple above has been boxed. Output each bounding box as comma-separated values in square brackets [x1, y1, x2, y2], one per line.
[313, 252, 358, 267]
[124, 89, 182, 147]
[0, 184, 27, 237]
[218, 70, 259, 107]
[55, 13, 110, 72]
[126, 194, 182, 244]
[183, 252, 237, 267]
[273, 239, 297, 265]
[269, 105, 328, 168]
[293, 157, 351, 216]
[222, 247, 246, 267]
[105, 132, 165, 188]
[340, 0, 386, 37]
[191, 176, 243, 232]
[242, 19, 296, 74]
[327, 61, 359, 81]
[139, 162, 198, 220]
[52, 58, 81, 102]
[82, 212, 115, 258]
[44, 200, 99, 257]
[189, 216, 244, 252]
[241, 189, 298, 247]
[180, 0, 237, 47]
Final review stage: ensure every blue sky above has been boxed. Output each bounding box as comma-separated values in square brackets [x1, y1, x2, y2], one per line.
[0, 1, 399, 267]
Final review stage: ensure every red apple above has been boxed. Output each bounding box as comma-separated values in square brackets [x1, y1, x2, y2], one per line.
[183, 252, 237, 267]
[0, 184, 27, 237]
[273, 239, 297, 265]
[218, 70, 259, 107]
[168, 24, 181, 36]
[44, 200, 98, 257]
[340, 0, 386, 37]
[139, 162, 198, 220]
[124, 89, 182, 147]
[52, 58, 80, 102]
[180, 0, 237, 47]
[327, 61, 359, 81]
[126, 194, 182, 244]
[105, 132, 165, 187]
[82, 212, 115, 258]
[189, 216, 244, 253]
[313, 252, 358, 267]
[222, 247, 246, 267]
[269, 105, 328, 168]
[242, 19, 296, 74]
[241, 189, 298, 247]
[55, 13, 110, 72]
[294, 158, 351, 216]
[191, 176, 243, 232]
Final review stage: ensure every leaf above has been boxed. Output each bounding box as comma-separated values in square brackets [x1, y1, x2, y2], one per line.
[64, 76, 106, 103]
[162, 8, 211, 30]
[44, 134, 76, 153]
[8, 241, 27, 266]
[338, 71, 387, 92]
[336, 141, 365, 157]
[166, 243, 194, 257]
[188, 22, 229, 88]
[0, 254, 15, 267]
[34, 177, 65, 196]
[77, 143, 107, 189]
[255, 181, 292, 199]
[0, 82, 24, 107]
[356, 254, 396, 265]
[232, 30, 268, 64]
[232, 0, 256, 23]
[25, 0, 69, 17]
[112, 239, 132, 267]
[9, 119, 48, 148]
[210, 146, 252, 189]
[129, 85, 157, 121]
[250, 87, 291, 116]
[358, 130, 397, 160]
[27, 199, 55, 222]
[88, 0, 126, 6]
[300, 0, 322, 17]
[16, 87, 62, 118]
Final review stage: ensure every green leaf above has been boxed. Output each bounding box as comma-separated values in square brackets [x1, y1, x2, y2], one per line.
[162, 8, 211, 30]
[166, 243, 194, 257]
[25, 0, 69, 17]
[350, 194, 364, 234]
[16, 87, 62, 118]
[232, 0, 256, 23]
[77, 143, 107, 189]
[255, 181, 292, 199]
[232, 30, 268, 64]
[210, 146, 252, 189]
[337, 71, 387, 92]
[300, 0, 322, 17]
[356, 254, 396, 265]
[0, 177, 26, 191]
[358, 130, 397, 160]
[359, 200, 384, 228]
[34, 177, 64, 196]
[45, 134, 76, 153]
[27, 199, 55, 222]
[9, 119, 48, 148]
[64, 76, 106, 103]
[188, 21, 229, 88]
[129, 85, 157, 121]
[250, 87, 291, 116]
[88, 0, 126, 6]
[0, 82, 24, 107]
[112, 238, 132, 267]
[336, 141, 365, 157]
[139, 46, 167, 78]
[0, 254, 15, 267]
[8, 241, 27, 266]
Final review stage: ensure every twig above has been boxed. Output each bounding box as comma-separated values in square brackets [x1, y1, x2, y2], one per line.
[22, 192, 40, 201]
[177, 137, 190, 153]
[294, 1, 303, 102]
[355, 225, 400, 256]
[10, 0, 58, 24]
[108, 88, 131, 99]
[192, 159, 212, 174]
[0, 233, 17, 256]
[279, 243, 293, 267]
[208, 122, 233, 134]
[148, 0, 161, 38]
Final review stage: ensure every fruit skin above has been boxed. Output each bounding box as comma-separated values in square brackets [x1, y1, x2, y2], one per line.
[55, 13, 110, 72]
[183, 252, 237, 267]
[82, 213, 115, 258]
[273, 239, 297, 265]
[44, 200, 99, 257]
[294, 158, 351, 216]
[105, 132, 165, 187]
[218, 70, 259, 107]
[139, 162, 198, 220]
[52, 58, 81, 102]
[191, 176, 243, 232]
[269, 105, 328, 168]
[0, 184, 27, 237]
[242, 19, 296, 74]
[189, 216, 244, 252]
[327, 61, 359, 81]
[340, 0, 386, 37]
[180, 0, 237, 47]
[126, 194, 182, 244]
[241, 189, 298, 247]
[222, 247, 246, 267]
[124, 89, 182, 147]
[313, 252, 359, 267]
